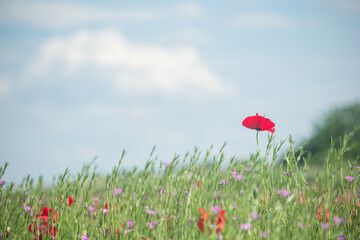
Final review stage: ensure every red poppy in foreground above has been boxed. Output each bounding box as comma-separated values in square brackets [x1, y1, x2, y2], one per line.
[29, 207, 58, 239]
[242, 113, 275, 133]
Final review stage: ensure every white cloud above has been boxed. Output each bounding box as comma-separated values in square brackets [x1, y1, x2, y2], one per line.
[158, 29, 212, 45]
[27, 29, 234, 98]
[229, 13, 295, 30]
[0, 1, 204, 29]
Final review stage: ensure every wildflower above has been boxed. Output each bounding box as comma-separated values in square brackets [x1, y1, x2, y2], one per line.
[345, 176, 356, 182]
[283, 171, 290, 176]
[0, 180, 6, 186]
[197, 208, 226, 235]
[232, 174, 244, 181]
[242, 113, 275, 133]
[211, 206, 222, 214]
[68, 196, 74, 206]
[233, 204, 238, 208]
[320, 223, 331, 230]
[333, 217, 345, 224]
[29, 207, 58, 239]
[218, 179, 230, 185]
[317, 205, 330, 222]
[239, 223, 253, 230]
[88, 206, 95, 212]
[148, 221, 158, 229]
[260, 231, 269, 238]
[124, 229, 131, 234]
[146, 209, 157, 215]
[164, 162, 170, 168]
[114, 188, 123, 196]
[250, 212, 261, 220]
[78, 234, 90, 240]
[126, 221, 135, 228]
[189, 218, 194, 225]
[338, 235, 347, 240]
[277, 190, 291, 197]
[24, 206, 33, 217]
[298, 222, 304, 229]
[233, 216, 238, 220]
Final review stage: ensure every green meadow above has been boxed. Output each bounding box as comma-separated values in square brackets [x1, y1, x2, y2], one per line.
[0, 129, 359, 240]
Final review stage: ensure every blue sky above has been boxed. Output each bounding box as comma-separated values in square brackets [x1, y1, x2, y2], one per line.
[1, 0, 359, 184]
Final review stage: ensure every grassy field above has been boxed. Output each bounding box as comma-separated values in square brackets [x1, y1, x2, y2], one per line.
[0, 132, 359, 239]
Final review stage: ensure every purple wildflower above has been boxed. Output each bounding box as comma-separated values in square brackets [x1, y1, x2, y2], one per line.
[298, 222, 304, 229]
[233, 204, 238, 208]
[23, 206, 31, 212]
[23, 206, 33, 217]
[320, 223, 331, 230]
[239, 223, 253, 230]
[127, 221, 135, 228]
[250, 212, 261, 220]
[124, 229, 131, 235]
[245, 168, 251, 172]
[218, 179, 230, 185]
[283, 171, 290, 176]
[78, 235, 90, 240]
[0, 181, 6, 186]
[232, 174, 244, 181]
[211, 206, 222, 214]
[233, 216, 238, 220]
[148, 221, 158, 229]
[189, 218, 194, 225]
[345, 176, 356, 182]
[114, 188, 123, 196]
[277, 189, 291, 197]
[338, 236, 347, 240]
[333, 217, 345, 224]
[260, 231, 269, 238]
[88, 206, 95, 212]
[164, 162, 170, 168]
[146, 209, 157, 215]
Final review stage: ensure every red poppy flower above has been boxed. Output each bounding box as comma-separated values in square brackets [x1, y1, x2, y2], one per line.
[317, 204, 329, 223]
[29, 207, 58, 239]
[197, 208, 226, 235]
[68, 196, 74, 206]
[242, 113, 275, 133]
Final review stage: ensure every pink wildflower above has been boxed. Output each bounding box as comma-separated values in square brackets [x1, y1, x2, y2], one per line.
[320, 223, 331, 230]
[277, 190, 291, 197]
[239, 223, 253, 230]
[250, 212, 261, 220]
[260, 231, 269, 238]
[333, 217, 345, 224]
[345, 176, 356, 182]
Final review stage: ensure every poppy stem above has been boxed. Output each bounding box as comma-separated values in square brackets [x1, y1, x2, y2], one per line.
[256, 130, 260, 155]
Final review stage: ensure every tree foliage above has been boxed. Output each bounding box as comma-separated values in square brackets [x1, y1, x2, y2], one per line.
[303, 101, 360, 165]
